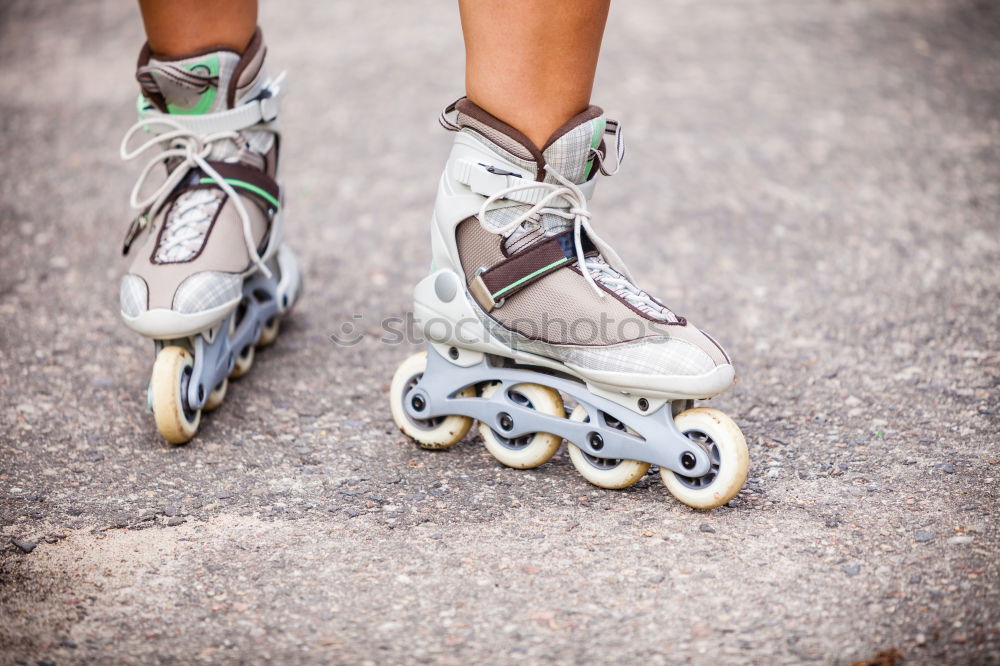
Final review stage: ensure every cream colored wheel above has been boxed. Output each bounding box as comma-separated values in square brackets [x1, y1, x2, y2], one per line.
[150, 345, 201, 444]
[566, 404, 650, 489]
[478, 382, 564, 469]
[230, 343, 254, 378]
[257, 317, 280, 347]
[203, 378, 228, 411]
[660, 408, 749, 509]
[389, 351, 475, 449]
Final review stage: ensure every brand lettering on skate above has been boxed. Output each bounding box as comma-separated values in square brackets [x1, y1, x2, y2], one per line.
[329, 312, 680, 348]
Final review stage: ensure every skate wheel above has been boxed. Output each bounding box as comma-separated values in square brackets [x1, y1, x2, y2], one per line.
[150, 345, 201, 444]
[566, 404, 650, 489]
[478, 382, 563, 469]
[660, 408, 749, 509]
[257, 317, 280, 347]
[203, 378, 228, 411]
[230, 343, 254, 379]
[389, 351, 475, 449]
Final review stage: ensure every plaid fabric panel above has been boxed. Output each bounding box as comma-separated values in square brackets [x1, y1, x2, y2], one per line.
[556, 338, 715, 376]
[119, 275, 148, 317]
[543, 119, 598, 184]
[173, 271, 242, 314]
[478, 311, 715, 376]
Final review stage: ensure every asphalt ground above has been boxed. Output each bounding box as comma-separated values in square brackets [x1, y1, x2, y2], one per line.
[1, 0, 998, 664]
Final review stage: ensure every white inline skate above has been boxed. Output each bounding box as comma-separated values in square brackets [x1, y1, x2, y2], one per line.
[390, 99, 748, 509]
[119, 29, 302, 443]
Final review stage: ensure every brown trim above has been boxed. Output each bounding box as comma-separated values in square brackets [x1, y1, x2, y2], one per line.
[207, 161, 280, 203]
[456, 98, 547, 181]
[700, 329, 731, 364]
[263, 139, 280, 179]
[541, 105, 604, 152]
[478, 231, 576, 301]
[228, 27, 264, 108]
[144, 42, 243, 63]
[568, 265, 687, 326]
[136, 43, 167, 112]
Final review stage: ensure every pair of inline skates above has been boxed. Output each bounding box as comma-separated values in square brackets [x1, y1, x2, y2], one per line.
[119, 33, 748, 509]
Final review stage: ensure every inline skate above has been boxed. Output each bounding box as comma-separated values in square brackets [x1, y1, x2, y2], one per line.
[119, 29, 302, 443]
[389, 99, 748, 508]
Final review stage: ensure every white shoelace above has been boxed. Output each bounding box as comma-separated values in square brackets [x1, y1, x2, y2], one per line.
[157, 189, 220, 262]
[477, 166, 675, 321]
[120, 117, 275, 278]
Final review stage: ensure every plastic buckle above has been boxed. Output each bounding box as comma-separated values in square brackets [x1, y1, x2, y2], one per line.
[466, 165, 515, 198]
[259, 92, 281, 123]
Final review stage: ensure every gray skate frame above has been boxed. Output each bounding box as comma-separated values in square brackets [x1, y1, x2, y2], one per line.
[152, 269, 282, 412]
[404, 345, 714, 477]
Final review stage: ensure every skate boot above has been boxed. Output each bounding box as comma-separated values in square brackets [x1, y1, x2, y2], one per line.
[389, 99, 748, 508]
[119, 29, 302, 443]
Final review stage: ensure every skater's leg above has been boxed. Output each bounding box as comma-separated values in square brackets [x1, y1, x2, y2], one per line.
[391, 0, 749, 508]
[121, 1, 302, 443]
[458, 0, 610, 149]
[138, 0, 258, 56]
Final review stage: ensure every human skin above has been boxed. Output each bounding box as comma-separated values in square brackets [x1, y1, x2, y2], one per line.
[459, 0, 610, 148]
[137, 0, 258, 55]
[137, 0, 611, 148]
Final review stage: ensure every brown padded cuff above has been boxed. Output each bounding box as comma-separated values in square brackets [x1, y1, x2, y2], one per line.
[455, 98, 546, 179]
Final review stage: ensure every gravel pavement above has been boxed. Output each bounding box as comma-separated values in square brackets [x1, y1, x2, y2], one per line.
[1, 1, 998, 664]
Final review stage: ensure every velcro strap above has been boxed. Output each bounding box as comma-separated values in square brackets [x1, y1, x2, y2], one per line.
[138, 73, 286, 135]
[469, 230, 594, 312]
[198, 162, 281, 211]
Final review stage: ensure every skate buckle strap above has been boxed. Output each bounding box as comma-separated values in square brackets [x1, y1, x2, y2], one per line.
[136, 71, 287, 136]
[453, 159, 596, 203]
[469, 229, 595, 312]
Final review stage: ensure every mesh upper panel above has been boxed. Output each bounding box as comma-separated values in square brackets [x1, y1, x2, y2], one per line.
[458, 219, 672, 346]
[456, 217, 506, 284]
[155, 189, 224, 264]
[497, 268, 649, 345]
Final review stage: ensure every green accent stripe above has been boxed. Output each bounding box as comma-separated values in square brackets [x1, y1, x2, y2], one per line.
[492, 257, 570, 299]
[200, 178, 280, 209]
[583, 118, 606, 180]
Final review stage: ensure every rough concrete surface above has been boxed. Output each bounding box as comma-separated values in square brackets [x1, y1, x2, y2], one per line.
[1, 0, 998, 664]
